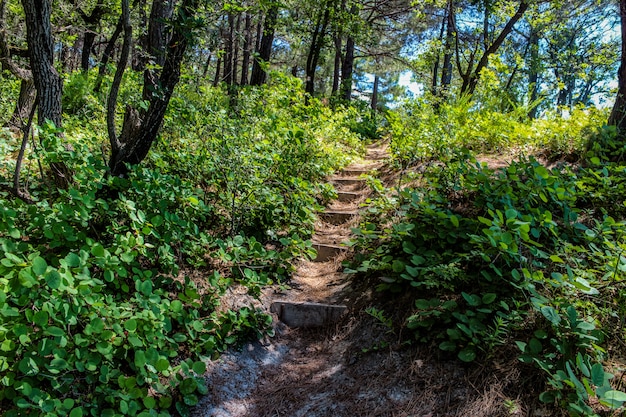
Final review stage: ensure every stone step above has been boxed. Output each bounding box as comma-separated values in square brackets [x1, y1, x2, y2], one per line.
[270, 301, 348, 328]
[337, 191, 360, 203]
[331, 178, 366, 189]
[312, 243, 347, 262]
[319, 210, 358, 225]
[341, 168, 370, 177]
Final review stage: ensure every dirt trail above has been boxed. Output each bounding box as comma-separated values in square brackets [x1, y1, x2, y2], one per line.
[192, 143, 534, 417]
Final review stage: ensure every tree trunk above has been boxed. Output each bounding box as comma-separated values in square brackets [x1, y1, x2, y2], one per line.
[76, 3, 108, 72]
[305, 6, 331, 96]
[0, 3, 36, 130]
[332, 36, 342, 95]
[240, 12, 251, 85]
[250, 5, 278, 86]
[223, 14, 234, 85]
[213, 54, 222, 86]
[22, 0, 62, 129]
[22, 0, 71, 189]
[460, 0, 528, 96]
[108, 0, 199, 177]
[340, 35, 355, 100]
[232, 13, 242, 86]
[94, 16, 123, 93]
[527, 27, 540, 119]
[440, 1, 454, 95]
[143, 0, 174, 101]
[8, 79, 36, 130]
[371, 74, 379, 110]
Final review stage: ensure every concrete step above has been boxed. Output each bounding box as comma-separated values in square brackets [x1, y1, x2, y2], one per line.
[270, 301, 348, 327]
[337, 191, 360, 203]
[319, 210, 358, 225]
[312, 243, 347, 262]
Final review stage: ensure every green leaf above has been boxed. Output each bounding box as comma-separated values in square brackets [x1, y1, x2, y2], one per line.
[449, 215, 459, 227]
[65, 253, 81, 268]
[32, 257, 48, 275]
[140, 280, 153, 296]
[439, 341, 456, 352]
[69, 407, 83, 417]
[170, 300, 183, 313]
[124, 319, 138, 332]
[192, 361, 206, 374]
[33, 311, 49, 327]
[91, 244, 106, 258]
[458, 347, 476, 362]
[462, 292, 481, 307]
[540, 306, 561, 325]
[481, 293, 496, 304]
[602, 390, 626, 404]
[591, 363, 605, 387]
[549, 254, 564, 263]
[534, 165, 550, 179]
[155, 358, 170, 372]
[45, 326, 65, 337]
[45, 270, 62, 289]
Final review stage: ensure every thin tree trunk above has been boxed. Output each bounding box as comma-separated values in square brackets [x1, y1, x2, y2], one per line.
[332, 36, 342, 95]
[232, 13, 242, 86]
[240, 12, 251, 85]
[305, 6, 331, 96]
[528, 27, 540, 119]
[461, 0, 528, 95]
[108, 0, 200, 177]
[8, 79, 36, 130]
[202, 52, 212, 78]
[250, 5, 278, 86]
[223, 14, 234, 84]
[371, 74, 379, 110]
[213, 55, 222, 86]
[94, 16, 123, 93]
[340, 35, 355, 100]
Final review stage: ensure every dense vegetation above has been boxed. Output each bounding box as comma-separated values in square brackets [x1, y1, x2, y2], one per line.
[348, 99, 626, 415]
[2, 0, 626, 415]
[0, 74, 363, 416]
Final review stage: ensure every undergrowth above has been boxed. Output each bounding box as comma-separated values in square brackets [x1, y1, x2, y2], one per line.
[349, 100, 626, 416]
[0, 72, 368, 416]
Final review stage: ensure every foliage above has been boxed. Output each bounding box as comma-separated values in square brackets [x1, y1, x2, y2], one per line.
[349, 110, 626, 414]
[0, 74, 366, 416]
[387, 97, 608, 167]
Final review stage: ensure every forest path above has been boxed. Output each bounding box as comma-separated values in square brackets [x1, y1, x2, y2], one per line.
[192, 143, 527, 417]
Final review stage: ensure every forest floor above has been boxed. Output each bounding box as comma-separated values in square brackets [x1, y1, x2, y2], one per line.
[191, 143, 552, 417]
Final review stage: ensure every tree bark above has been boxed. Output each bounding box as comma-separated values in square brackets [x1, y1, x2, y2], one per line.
[305, 5, 332, 96]
[371, 74, 379, 110]
[108, 0, 199, 177]
[74, 2, 109, 72]
[440, 1, 454, 95]
[240, 12, 252, 85]
[143, 0, 174, 101]
[22, 0, 71, 189]
[527, 27, 540, 119]
[0, 2, 36, 130]
[250, 5, 278, 86]
[223, 13, 234, 85]
[332, 36, 342, 95]
[340, 35, 355, 100]
[610, 0, 626, 131]
[94, 16, 123, 93]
